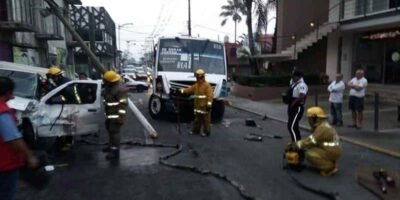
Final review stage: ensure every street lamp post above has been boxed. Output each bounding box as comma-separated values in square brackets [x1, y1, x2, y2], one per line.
[118, 23, 133, 50]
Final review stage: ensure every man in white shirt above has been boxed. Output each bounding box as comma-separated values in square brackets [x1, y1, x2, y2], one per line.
[327, 74, 345, 126]
[287, 70, 308, 142]
[347, 69, 368, 129]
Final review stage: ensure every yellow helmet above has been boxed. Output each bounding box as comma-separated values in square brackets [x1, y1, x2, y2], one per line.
[103, 71, 121, 83]
[306, 106, 328, 118]
[195, 69, 205, 78]
[48, 66, 63, 76]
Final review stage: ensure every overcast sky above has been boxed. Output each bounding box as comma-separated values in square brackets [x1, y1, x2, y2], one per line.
[81, 0, 275, 60]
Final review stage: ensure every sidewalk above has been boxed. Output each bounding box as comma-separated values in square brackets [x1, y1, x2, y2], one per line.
[227, 95, 400, 159]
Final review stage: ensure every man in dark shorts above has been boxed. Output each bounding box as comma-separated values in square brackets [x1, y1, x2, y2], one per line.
[347, 69, 368, 129]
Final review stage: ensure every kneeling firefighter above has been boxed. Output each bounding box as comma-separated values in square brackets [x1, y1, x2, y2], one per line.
[180, 69, 213, 137]
[285, 106, 342, 176]
[102, 71, 128, 160]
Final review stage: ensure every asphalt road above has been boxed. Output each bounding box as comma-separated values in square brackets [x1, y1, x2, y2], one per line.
[16, 91, 400, 200]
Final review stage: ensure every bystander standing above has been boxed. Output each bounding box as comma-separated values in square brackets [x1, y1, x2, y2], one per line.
[0, 77, 39, 200]
[327, 74, 345, 126]
[347, 69, 368, 129]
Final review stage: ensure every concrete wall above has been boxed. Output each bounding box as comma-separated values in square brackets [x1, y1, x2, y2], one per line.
[276, 0, 329, 52]
[340, 33, 354, 82]
[326, 31, 340, 81]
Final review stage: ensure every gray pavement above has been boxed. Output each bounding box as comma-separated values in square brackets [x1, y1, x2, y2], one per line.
[227, 94, 400, 158]
[15, 91, 400, 200]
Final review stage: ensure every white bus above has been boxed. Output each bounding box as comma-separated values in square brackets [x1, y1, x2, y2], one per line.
[148, 37, 229, 122]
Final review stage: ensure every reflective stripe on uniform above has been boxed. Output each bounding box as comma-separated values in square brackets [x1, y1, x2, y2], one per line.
[323, 142, 340, 147]
[194, 109, 207, 114]
[74, 85, 82, 104]
[119, 98, 127, 103]
[107, 115, 119, 119]
[309, 135, 317, 144]
[106, 102, 119, 106]
[194, 95, 207, 99]
[207, 101, 212, 106]
[118, 109, 126, 114]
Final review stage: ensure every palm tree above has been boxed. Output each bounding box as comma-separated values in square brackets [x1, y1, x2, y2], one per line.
[220, 0, 245, 43]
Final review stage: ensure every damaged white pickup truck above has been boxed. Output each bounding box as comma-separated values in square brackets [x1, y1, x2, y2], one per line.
[0, 61, 102, 149]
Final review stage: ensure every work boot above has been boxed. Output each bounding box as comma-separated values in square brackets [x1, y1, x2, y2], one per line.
[320, 167, 338, 177]
[201, 132, 210, 137]
[105, 147, 120, 160]
[189, 131, 199, 135]
[102, 146, 111, 152]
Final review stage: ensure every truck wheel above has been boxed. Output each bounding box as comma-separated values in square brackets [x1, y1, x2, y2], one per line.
[211, 100, 225, 123]
[137, 85, 145, 93]
[149, 94, 165, 119]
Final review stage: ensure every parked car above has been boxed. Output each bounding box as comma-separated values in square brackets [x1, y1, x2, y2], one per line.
[0, 61, 102, 149]
[121, 74, 149, 92]
[134, 66, 149, 81]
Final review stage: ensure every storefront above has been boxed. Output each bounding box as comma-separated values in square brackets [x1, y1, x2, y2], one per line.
[353, 28, 400, 84]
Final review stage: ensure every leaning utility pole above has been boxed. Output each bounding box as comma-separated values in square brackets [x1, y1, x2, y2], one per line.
[188, 0, 191, 36]
[44, 0, 106, 73]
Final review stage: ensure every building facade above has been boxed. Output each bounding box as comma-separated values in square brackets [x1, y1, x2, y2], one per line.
[270, 0, 400, 86]
[69, 5, 116, 79]
[0, 0, 81, 77]
[327, 0, 400, 84]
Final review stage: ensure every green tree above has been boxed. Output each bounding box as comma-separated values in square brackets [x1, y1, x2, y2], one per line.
[220, 0, 245, 43]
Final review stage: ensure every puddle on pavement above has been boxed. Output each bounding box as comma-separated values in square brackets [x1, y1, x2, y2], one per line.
[96, 147, 165, 172]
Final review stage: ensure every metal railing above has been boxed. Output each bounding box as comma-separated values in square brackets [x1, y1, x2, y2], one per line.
[274, 0, 400, 57]
[275, 1, 343, 56]
[341, 0, 400, 21]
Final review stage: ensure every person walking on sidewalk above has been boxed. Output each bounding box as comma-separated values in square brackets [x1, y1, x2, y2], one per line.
[348, 69, 368, 129]
[0, 77, 39, 200]
[287, 69, 308, 142]
[327, 74, 345, 126]
[102, 71, 129, 160]
[180, 69, 214, 137]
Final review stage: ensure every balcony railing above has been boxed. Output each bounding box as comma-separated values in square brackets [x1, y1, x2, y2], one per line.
[0, 0, 35, 31]
[340, 0, 400, 21]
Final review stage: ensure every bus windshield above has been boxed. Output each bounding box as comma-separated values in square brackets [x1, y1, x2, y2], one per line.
[157, 38, 225, 74]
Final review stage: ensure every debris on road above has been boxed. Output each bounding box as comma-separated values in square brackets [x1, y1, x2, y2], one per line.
[245, 118, 257, 127]
[244, 134, 263, 142]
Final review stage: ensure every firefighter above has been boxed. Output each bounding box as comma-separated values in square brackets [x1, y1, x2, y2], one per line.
[47, 66, 80, 151]
[102, 71, 128, 160]
[294, 106, 342, 176]
[180, 69, 213, 137]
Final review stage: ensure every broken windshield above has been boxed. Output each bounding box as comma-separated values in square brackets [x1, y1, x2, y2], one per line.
[157, 38, 225, 74]
[0, 69, 38, 98]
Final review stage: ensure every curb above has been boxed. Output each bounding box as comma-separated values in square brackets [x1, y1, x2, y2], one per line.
[228, 103, 400, 160]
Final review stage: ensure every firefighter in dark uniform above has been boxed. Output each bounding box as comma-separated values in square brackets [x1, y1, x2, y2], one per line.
[287, 70, 308, 142]
[102, 71, 128, 160]
[295, 107, 342, 176]
[180, 69, 213, 137]
[47, 66, 81, 151]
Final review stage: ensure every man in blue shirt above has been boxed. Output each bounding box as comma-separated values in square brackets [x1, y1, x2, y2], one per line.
[0, 77, 39, 200]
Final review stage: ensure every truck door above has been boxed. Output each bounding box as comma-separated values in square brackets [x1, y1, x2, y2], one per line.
[37, 81, 101, 137]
